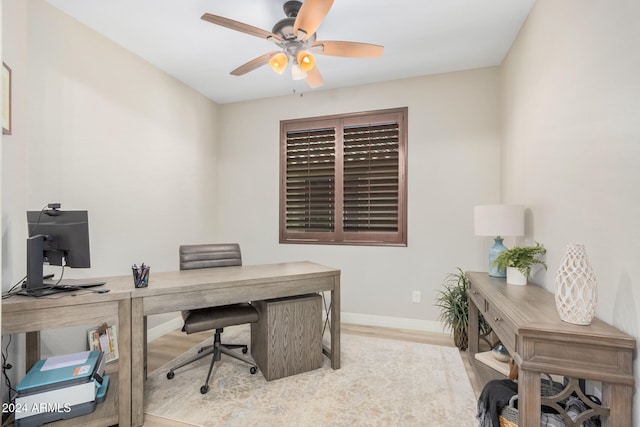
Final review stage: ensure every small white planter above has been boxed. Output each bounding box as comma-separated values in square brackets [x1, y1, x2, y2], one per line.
[506, 267, 527, 285]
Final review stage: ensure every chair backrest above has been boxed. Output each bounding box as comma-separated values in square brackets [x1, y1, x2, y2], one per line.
[179, 243, 242, 271]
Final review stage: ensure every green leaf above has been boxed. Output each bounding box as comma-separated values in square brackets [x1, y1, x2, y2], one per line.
[492, 242, 547, 278]
[434, 268, 491, 336]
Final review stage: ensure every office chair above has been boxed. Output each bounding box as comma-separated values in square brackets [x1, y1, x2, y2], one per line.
[166, 243, 259, 394]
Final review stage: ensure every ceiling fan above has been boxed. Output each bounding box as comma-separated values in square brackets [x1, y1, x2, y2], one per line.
[201, 0, 384, 88]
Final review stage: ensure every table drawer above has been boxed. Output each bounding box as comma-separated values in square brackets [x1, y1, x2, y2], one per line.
[486, 301, 516, 354]
[467, 282, 485, 312]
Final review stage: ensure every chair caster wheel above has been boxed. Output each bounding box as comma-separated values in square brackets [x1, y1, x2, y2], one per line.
[242, 347, 248, 354]
[200, 385, 209, 394]
[166, 371, 175, 380]
[250, 366, 257, 374]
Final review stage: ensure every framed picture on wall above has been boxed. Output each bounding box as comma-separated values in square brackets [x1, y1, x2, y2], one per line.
[2, 62, 11, 135]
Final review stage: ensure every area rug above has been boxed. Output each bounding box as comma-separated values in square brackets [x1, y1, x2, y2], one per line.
[144, 325, 478, 426]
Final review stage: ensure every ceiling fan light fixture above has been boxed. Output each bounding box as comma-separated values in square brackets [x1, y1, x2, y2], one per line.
[291, 63, 307, 80]
[297, 50, 316, 72]
[202, 0, 383, 89]
[269, 52, 289, 74]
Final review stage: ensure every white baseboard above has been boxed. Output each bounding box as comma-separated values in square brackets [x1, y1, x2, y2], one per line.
[147, 316, 184, 342]
[147, 313, 449, 342]
[341, 312, 449, 334]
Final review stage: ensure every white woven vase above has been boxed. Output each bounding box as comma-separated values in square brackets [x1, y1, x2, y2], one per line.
[555, 244, 597, 325]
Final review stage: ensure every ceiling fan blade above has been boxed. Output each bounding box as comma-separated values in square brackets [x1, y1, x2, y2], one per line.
[230, 51, 280, 76]
[312, 41, 384, 58]
[293, 0, 334, 40]
[201, 13, 282, 42]
[306, 66, 324, 88]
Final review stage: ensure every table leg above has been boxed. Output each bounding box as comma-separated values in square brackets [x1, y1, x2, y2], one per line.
[330, 275, 340, 369]
[519, 369, 541, 427]
[467, 296, 479, 357]
[118, 298, 132, 427]
[25, 331, 40, 371]
[603, 383, 633, 427]
[131, 298, 145, 427]
[143, 315, 148, 380]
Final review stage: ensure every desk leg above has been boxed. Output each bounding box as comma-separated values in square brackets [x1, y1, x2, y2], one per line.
[519, 369, 541, 427]
[131, 298, 145, 427]
[330, 275, 340, 369]
[143, 315, 148, 380]
[25, 331, 40, 371]
[118, 298, 132, 427]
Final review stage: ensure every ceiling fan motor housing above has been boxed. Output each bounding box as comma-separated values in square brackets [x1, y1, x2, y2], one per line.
[272, 17, 297, 40]
[273, 1, 316, 42]
[272, 0, 316, 63]
[283, 1, 302, 18]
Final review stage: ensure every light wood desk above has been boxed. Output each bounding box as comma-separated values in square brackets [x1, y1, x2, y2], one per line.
[124, 261, 341, 427]
[1, 280, 132, 427]
[2, 261, 340, 427]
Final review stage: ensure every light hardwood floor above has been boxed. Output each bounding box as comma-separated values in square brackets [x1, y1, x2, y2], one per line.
[142, 324, 481, 426]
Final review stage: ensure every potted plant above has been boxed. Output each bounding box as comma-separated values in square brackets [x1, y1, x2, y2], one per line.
[492, 242, 548, 285]
[435, 268, 492, 351]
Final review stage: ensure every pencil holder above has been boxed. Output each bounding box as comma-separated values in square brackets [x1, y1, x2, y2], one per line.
[132, 266, 150, 288]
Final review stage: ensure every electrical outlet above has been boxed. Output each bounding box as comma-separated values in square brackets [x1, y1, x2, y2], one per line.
[412, 290, 421, 303]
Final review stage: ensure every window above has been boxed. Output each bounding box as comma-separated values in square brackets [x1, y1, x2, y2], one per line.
[280, 107, 407, 246]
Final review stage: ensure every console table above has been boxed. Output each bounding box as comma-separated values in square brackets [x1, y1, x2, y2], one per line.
[466, 272, 635, 427]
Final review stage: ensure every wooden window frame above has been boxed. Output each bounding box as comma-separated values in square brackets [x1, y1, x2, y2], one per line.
[279, 107, 407, 246]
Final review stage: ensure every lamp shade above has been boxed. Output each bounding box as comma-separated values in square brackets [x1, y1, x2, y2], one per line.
[269, 52, 288, 74]
[297, 50, 316, 72]
[474, 205, 524, 237]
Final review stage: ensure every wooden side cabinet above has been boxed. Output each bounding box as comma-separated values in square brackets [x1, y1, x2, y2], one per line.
[466, 272, 635, 427]
[251, 293, 323, 381]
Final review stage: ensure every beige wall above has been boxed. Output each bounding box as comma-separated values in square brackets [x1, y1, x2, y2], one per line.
[216, 68, 501, 326]
[500, 0, 640, 419]
[0, 0, 3, 403]
[1, 0, 220, 373]
[2, 0, 27, 293]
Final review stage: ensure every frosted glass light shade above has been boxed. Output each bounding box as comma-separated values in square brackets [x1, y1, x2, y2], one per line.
[474, 205, 525, 237]
[291, 63, 307, 80]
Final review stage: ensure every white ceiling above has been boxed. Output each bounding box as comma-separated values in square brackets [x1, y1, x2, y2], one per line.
[45, 0, 534, 104]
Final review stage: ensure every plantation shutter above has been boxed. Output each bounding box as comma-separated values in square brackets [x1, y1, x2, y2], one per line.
[284, 127, 336, 235]
[280, 108, 407, 246]
[343, 122, 399, 233]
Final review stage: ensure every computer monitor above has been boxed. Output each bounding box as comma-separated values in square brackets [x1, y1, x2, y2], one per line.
[25, 207, 91, 292]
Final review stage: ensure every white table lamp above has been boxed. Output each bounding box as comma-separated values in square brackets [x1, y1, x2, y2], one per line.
[474, 205, 525, 277]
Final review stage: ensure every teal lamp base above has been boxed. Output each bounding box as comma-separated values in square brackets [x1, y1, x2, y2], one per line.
[488, 237, 507, 278]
